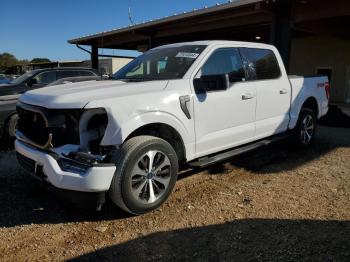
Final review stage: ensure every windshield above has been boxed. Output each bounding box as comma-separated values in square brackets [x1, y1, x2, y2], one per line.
[113, 45, 206, 81]
[11, 71, 37, 84]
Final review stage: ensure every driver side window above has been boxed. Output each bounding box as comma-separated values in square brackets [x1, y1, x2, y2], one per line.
[33, 71, 57, 84]
[126, 62, 145, 77]
[200, 48, 246, 82]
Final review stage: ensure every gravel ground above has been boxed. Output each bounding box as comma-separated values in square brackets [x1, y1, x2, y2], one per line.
[0, 125, 349, 261]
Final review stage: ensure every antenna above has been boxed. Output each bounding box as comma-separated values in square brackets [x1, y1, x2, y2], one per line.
[128, 7, 134, 25]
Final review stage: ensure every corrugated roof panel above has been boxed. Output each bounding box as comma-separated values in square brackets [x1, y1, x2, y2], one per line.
[68, 0, 263, 44]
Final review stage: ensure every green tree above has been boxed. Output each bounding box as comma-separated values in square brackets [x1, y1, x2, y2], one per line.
[0, 53, 18, 72]
[30, 58, 51, 64]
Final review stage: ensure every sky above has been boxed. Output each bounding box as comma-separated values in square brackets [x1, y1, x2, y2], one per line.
[0, 0, 228, 61]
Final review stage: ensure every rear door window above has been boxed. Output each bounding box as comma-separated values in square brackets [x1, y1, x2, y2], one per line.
[77, 70, 95, 76]
[57, 70, 79, 79]
[240, 48, 281, 80]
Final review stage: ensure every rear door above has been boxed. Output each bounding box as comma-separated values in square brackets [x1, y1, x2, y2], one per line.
[240, 48, 290, 139]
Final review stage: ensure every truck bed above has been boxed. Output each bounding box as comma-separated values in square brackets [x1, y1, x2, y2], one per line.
[288, 75, 329, 128]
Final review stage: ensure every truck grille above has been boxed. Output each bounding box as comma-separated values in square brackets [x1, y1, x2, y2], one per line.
[17, 106, 50, 146]
[16, 102, 80, 149]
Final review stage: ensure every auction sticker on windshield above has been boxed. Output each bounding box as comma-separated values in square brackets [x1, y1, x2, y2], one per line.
[176, 52, 200, 59]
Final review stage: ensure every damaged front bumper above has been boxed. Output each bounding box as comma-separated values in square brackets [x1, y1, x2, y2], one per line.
[15, 140, 116, 193]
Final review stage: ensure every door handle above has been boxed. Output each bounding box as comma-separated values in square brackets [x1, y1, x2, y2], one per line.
[242, 93, 255, 100]
[280, 89, 288, 94]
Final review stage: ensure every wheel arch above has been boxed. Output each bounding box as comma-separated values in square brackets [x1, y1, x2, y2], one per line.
[289, 96, 320, 130]
[125, 123, 186, 162]
[101, 112, 191, 162]
[301, 97, 319, 117]
[2, 111, 18, 138]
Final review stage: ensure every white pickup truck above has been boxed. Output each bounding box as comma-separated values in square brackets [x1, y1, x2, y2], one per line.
[15, 41, 329, 214]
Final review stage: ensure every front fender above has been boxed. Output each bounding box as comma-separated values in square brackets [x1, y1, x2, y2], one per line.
[100, 110, 191, 148]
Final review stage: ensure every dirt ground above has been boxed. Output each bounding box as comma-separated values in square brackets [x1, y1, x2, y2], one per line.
[0, 125, 349, 262]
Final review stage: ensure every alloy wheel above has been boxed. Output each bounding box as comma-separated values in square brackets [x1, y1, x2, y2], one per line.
[130, 150, 171, 204]
[300, 114, 314, 144]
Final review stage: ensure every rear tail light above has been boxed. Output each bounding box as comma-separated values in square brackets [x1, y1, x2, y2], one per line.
[325, 81, 330, 100]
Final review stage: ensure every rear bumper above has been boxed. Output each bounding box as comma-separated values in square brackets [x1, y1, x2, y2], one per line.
[15, 140, 116, 192]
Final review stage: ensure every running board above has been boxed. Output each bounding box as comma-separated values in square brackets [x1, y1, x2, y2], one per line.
[188, 134, 288, 168]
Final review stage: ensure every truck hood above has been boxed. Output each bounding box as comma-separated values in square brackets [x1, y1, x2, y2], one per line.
[19, 80, 168, 109]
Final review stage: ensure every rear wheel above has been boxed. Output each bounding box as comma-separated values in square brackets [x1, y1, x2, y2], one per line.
[292, 108, 316, 147]
[109, 136, 179, 215]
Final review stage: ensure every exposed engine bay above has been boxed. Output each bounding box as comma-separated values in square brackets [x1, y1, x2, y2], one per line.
[16, 102, 111, 168]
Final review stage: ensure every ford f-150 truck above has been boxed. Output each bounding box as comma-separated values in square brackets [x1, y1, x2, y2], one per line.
[15, 41, 329, 214]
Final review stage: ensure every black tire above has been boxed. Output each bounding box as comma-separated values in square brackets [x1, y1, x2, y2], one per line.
[5, 113, 18, 140]
[109, 135, 179, 215]
[291, 108, 317, 147]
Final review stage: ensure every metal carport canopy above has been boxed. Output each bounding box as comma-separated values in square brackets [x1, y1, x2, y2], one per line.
[67, 0, 270, 51]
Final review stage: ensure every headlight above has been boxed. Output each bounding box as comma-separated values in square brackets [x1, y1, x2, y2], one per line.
[79, 108, 108, 154]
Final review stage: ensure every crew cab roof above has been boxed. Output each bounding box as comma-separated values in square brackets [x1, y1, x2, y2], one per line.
[152, 40, 275, 50]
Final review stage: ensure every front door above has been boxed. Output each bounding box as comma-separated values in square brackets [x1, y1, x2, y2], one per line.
[31, 70, 57, 89]
[192, 47, 257, 157]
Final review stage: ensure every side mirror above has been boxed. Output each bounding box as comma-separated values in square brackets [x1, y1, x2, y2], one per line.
[27, 78, 37, 87]
[193, 74, 230, 94]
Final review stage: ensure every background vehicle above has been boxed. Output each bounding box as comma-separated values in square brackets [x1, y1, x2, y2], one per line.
[47, 75, 109, 86]
[0, 76, 11, 84]
[0, 67, 98, 96]
[15, 41, 329, 214]
[0, 67, 98, 141]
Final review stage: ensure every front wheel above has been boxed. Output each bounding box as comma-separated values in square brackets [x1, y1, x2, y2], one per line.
[4, 113, 18, 142]
[109, 136, 179, 215]
[292, 108, 316, 147]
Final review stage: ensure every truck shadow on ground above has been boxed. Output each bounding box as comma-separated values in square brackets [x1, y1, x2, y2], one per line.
[318, 106, 350, 128]
[180, 125, 350, 178]
[0, 126, 348, 228]
[68, 218, 350, 262]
